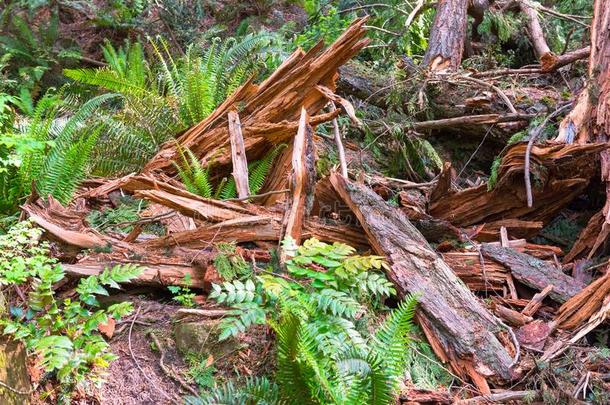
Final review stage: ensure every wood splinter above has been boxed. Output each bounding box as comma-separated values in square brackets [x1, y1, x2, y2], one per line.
[228, 110, 250, 199]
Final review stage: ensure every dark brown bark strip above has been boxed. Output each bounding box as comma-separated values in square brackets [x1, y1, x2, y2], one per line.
[481, 244, 584, 303]
[329, 172, 514, 384]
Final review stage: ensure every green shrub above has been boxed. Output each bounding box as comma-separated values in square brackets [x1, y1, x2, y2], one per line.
[0, 221, 143, 398]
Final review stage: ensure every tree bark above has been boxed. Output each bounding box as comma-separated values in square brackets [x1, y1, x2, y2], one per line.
[558, 0, 610, 260]
[481, 244, 584, 303]
[422, 0, 470, 70]
[329, 172, 515, 387]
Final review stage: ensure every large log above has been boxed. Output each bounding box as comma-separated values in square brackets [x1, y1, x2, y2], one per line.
[329, 172, 515, 387]
[480, 244, 584, 303]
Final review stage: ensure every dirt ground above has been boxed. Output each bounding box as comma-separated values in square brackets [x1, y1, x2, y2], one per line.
[86, 294, 275, 404]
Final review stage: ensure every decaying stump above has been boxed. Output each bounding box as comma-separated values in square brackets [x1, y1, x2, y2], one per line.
[429, 142, 607, 227]
[330, 172, 515, 389]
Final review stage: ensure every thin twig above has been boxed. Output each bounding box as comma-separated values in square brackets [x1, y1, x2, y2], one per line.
[524, 103, 573, 207]
[128, 306, 175, 403]
[339, 3, 410, 16]
[0, 380, 36, 396]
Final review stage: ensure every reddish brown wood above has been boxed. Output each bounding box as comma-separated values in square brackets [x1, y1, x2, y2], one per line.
[557, 0, 610, 259]
[283, 107, 315, 244]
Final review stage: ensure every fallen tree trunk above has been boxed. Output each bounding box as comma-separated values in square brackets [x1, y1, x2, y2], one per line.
[481, 244, 584, 303]
[520, 0, 557, 70]
[329, 172, 515, 387]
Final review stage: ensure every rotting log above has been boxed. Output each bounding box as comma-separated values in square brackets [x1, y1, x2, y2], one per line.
[481, 244, 584, 303]
[429, 142, 607, 227]
[422, 0, 469, 70]
[329, 172, 515, 387]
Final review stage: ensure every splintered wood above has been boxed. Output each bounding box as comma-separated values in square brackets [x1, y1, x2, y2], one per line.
[142, 17, 370, 175]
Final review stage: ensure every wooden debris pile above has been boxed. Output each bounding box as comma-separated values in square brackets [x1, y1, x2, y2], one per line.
[22, 16, 610, 401]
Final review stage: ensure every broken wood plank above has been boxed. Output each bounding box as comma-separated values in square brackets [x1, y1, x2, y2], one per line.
[492, 303, 533, 327]
[522, 285, 554, 317]
[329, 172, 515, 384]
[63, 263, 206, 288]
[228, 110, 250, 199]
[481, 244, 584, 303]
[283, 107, 315, 244]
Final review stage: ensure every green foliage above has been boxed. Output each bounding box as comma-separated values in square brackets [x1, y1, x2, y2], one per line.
[0, 9, 80, 95]
[87, 195, 149, 234]
[185, 352, 217, 390]
[0, 221, 142, 396]
[174, 144, 285, 200]
[65, 35, 269, 177]
[204, 237, 419, 404]
[209, 237, 395, 342]
[186, 376, 282, 405]
[213, 242, 252, 281]
[0, 90, 113, 212]
[168, 274, 196, 307]
[294, 6, 352, 50]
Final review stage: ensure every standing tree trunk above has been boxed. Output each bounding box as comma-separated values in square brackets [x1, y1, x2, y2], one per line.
[559, 0, 610, 260]
[422, 0, 470, 70]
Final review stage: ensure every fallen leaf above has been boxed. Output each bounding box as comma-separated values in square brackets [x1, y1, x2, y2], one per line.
[98, 318, 116, 339]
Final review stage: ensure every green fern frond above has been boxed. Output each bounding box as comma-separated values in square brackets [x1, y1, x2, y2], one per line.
[372, 294, 418, 380]
[272, 309, 317, 404]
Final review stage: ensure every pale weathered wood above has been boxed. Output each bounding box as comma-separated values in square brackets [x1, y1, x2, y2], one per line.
[329, 172, 514, 385]
[228, 110, 250, 199]
[522, 284, 554, 317]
